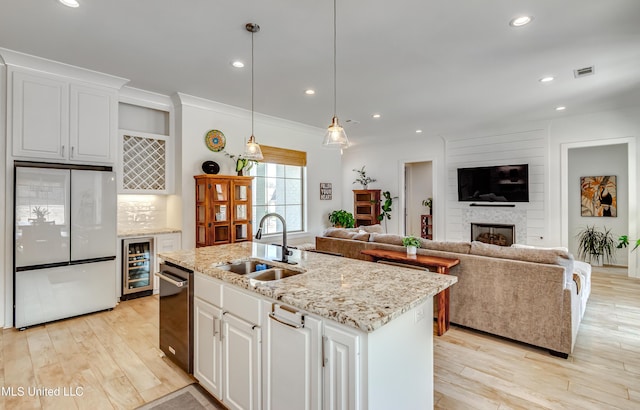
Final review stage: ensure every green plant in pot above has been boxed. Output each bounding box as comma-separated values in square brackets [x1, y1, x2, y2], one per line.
[402, 236, 421, 255]
[328, 210, 355, 228]
[422, 197, 432, 215]
[377, 191, 397, 233]
[576, 225, 616, 266]
[617, 235, 640, 252]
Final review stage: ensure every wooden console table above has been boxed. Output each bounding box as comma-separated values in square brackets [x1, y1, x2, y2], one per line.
[361, 249, 460, 336]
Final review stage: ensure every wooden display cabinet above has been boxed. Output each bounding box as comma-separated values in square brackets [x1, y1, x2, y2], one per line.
[353, 189, 381, 227]
[421, 214, 433, 240]
[195, 175, 253, 247]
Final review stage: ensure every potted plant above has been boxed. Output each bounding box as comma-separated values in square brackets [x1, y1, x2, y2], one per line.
[576, 225, 616, 266]
[353, 166, 376, 189]
[402, 236, 421, 255]
[617, 235, 640, 251]
[422, 197, 433, 215]
[328, 210, 355, 228]
[377, 191, 397, 233]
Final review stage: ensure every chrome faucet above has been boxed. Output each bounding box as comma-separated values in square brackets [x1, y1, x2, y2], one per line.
[255, 212, 295, 264]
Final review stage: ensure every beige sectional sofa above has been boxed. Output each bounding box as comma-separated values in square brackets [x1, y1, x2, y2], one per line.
[315, 226, 590, 358]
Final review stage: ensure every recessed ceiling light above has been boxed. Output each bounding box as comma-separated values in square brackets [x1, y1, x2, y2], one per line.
[58, 0, 80, 7]
[539, 76, 554, 83]
[231, 61, 245, 68]
[556, 106, 566, 111]
[509, 16, 533, 27]
[304, 89, 316, 95]
[372, 113, 381, 119]
[416, 129, 423, 134]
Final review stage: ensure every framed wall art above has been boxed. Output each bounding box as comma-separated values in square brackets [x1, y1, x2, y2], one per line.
[580, 175, 617, 217]
[320, 183, 332, 200]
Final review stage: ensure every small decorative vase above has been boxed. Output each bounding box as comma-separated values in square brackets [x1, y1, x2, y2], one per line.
[407, 245, 417, 255]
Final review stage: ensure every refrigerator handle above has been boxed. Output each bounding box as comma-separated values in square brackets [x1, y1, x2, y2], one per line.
[154, 272, 187, 287]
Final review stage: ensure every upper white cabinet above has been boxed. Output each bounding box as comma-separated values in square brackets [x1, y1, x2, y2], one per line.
[9, 65, 123, 165]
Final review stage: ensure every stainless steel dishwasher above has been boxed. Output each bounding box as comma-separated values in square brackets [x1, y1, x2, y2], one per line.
[156, 262, 193, 374]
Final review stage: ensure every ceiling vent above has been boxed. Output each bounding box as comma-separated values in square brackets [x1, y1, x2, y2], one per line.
[574, 66, 595, 78]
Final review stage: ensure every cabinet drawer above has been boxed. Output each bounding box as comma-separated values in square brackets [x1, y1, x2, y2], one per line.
[223, 285, 261, 325]
[195, 273, 222, 307]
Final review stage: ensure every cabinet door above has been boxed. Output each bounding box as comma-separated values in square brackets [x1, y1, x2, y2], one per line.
[153, 232, 182, 292]
[232, 180, 252, 242]
[323, 323, 360, 410]
[12, 70, 68, 159]
[69, 83, 117, 163]
[223, 312, 261, 410]
[194, 298, 223, 398]
[264, 310, 322, 410]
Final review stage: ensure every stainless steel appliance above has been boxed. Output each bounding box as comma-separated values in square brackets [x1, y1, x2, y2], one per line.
[121, 237, 154, 300]
[13, 161, 117, 329]
[156, 262, 193, 374]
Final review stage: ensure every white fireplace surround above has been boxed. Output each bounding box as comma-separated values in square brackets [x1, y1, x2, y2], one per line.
[462, 208, 527, 245]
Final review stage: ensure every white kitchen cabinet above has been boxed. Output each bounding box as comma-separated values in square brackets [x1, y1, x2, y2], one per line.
[11, 68, 117, 164]
[223, 311, 262, 410]
[153, 232, 182, 293]
[194, 273, 262, 410]
[263, 302, 322, 410]
[322, 322, 361, 410]
[194, 297, 223, 398]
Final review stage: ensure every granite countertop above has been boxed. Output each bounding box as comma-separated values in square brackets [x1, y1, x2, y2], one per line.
[118, 227, 182, 238]
[159, 242, 457, 333]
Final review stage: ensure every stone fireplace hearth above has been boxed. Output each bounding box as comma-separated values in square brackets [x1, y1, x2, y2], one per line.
[471, 223, 515, 246]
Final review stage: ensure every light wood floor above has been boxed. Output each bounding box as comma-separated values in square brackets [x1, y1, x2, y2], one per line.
[2, 266, 639, 409]
[434, 266, 640, 409]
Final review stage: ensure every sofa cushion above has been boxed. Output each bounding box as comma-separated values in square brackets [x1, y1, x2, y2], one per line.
[359, 224, 384, 233]
[322, 228, 370, 241]
[511, 243, 570, 253]
[369, 233, 404, 246]
[470, 241, 571, 264]
[419, 239, 471, 254]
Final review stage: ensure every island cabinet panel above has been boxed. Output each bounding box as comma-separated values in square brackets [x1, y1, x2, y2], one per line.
[262, 301, 322, 410]
[194, 298, 223, 397]
[323, 322, 361, 410]
[194, 273, 261, 410]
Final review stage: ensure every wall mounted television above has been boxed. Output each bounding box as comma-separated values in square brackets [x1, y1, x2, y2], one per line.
[457, 164, 529, 202]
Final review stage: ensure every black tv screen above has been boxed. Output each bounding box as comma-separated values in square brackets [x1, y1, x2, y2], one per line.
[457, 164, 529, 202]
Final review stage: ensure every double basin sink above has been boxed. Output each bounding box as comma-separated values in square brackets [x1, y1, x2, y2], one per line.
[218, 260, 304, 283]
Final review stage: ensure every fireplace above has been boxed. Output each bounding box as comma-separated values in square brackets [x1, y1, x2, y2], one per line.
[471, 223, 515, 247]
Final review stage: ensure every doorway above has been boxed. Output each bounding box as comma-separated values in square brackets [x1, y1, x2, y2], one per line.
[403, 161, 433, 238]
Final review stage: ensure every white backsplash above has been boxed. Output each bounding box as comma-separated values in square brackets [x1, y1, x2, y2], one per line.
[462, 208, 528, 245]
[118, 195, 167, 230]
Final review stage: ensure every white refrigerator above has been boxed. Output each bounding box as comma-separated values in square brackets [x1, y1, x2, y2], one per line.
[14, 162, 117, 329]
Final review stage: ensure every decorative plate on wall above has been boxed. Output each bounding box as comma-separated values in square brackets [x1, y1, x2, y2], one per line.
[204, 129, 226, 152]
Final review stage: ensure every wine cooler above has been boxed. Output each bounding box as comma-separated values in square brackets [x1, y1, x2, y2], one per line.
[121, 237, 154, 300]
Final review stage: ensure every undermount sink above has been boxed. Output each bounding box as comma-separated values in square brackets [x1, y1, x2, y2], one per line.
[248, 267, 303, 282]
[218, 260, 273, 275]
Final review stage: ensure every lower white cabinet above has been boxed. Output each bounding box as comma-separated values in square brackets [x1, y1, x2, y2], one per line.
[153, 232, 181, 293]
[322, 322, 361, 410]
[194, 273, 262, 410]
[194, 298, 223, 397]
[262, 301, 322, 410]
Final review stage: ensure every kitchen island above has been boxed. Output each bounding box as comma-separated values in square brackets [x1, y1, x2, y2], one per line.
[159, 242, 457, 410]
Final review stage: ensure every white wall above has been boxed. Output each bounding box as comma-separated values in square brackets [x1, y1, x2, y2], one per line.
[175, 94, 343, 249]
[0, 60, 6, 328]
[568, 144, 628, 265]
[342, 136, 445, 236]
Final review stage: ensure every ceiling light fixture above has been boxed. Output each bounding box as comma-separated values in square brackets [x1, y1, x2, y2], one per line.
[539, 76, 554, 83]
[59, 0, 80, 7]
[372, 113, 381, 118]
[243, 23, 264, 161]
[509, 16, 533, 27]
[322, 0, 349, 148]
[556, 106, 567, 111]
[305, 89, 316, 95]
[416, 129, 423, 134]
[232, 61, 245, 68]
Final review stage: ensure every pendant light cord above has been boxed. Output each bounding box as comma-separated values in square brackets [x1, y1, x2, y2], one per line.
[251, 29, 255, 136]
[333, 0, 337, 117]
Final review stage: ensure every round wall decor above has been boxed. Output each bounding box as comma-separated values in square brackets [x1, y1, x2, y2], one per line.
[204, 129, 226, 152]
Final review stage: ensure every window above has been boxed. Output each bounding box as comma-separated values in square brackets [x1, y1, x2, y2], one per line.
[249, 145, 306, 236]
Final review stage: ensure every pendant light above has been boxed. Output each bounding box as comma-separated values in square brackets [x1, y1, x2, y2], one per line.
[322, 0, 350, 148]
[243, 23, 264, 160]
